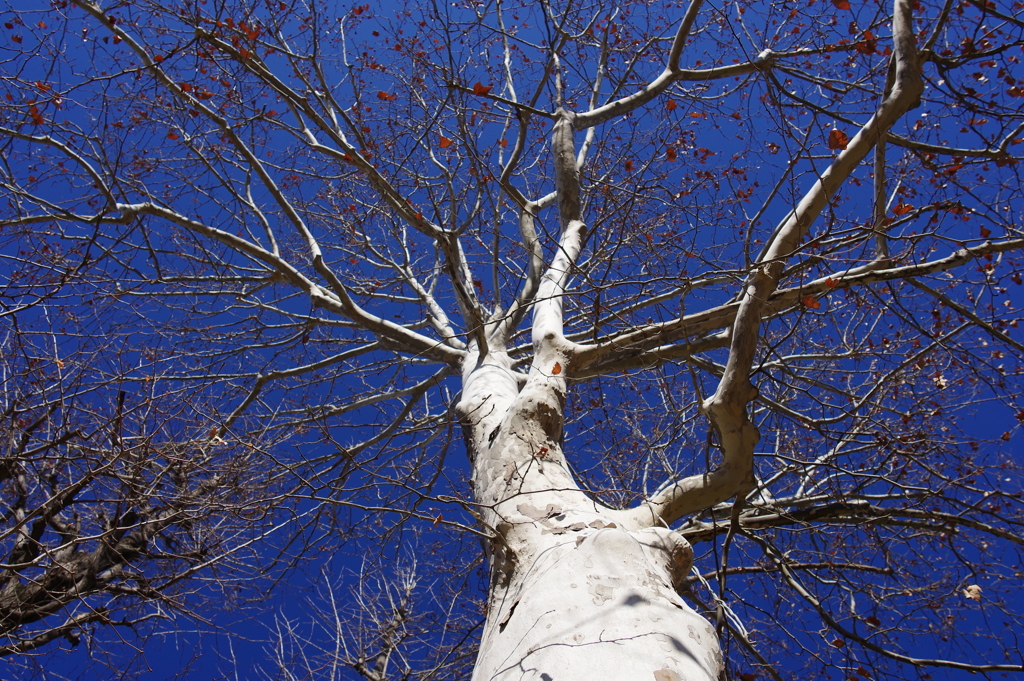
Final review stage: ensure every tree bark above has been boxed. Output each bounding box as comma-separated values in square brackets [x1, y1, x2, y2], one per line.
[459, 103, 721, 679]
[458, 356, 722, 681]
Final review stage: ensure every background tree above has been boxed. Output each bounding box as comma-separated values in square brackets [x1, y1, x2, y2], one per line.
[1, 0, 1023, 678]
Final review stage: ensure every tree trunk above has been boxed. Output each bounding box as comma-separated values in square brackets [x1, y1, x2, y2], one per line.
[459, 352, 723, 681]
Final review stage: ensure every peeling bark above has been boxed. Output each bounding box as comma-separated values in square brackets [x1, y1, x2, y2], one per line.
[459, 366, 722, 681]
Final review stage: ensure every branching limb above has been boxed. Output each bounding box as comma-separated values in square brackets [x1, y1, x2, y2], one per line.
[886, 120, 1024, 157]
[217, 342, 381, 438]
[625, 0, 924, 528]
[88, 201, 461, 365]
[678, 497, 1024, 547]
[575, 233, 1021, 378]
[0, 609, 111, 656]
[530, 109, 587, 358]
[573, 0, 778, 130]
[906, 278, 1024, 354]
[872, 60, 897, 261]
[153, 12, 488, 352]
[749, 533, 1024, 674]
[490, 193, 556, 348]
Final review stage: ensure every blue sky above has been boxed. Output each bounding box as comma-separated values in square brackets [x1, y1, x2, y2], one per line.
[1, 0, 1023, 678]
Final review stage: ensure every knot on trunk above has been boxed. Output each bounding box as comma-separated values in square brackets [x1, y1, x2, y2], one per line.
[489, 522, 518, 590]
[512, 383, 564, 444]
[637, 527, 694, 592]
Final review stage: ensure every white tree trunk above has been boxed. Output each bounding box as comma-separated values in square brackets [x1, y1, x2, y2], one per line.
[458, 352, 722, 681]
[473, 517, 721, 681]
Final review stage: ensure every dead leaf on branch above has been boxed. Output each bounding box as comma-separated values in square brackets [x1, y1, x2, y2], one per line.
[963, 584, 982, 601]
[828, 128, 849, 150]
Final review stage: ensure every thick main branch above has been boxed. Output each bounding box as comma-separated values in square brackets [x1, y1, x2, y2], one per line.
[627, 0, 923, 528]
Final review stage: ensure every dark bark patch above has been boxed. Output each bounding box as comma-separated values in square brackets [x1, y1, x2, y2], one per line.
[498, 599, 518, 632]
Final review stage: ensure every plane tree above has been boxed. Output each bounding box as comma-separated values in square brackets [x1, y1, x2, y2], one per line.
[1, 0, 1023, 678]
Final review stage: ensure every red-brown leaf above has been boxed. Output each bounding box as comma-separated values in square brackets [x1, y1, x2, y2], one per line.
[438, 136, 453, 148]
[802, 295, 822, 310]
[472, 81, 492, 95]
[551, 362, 562, 375]
[832, 0, 851, 9]
[855, 31, 878, 54]
[892, 203, 913, 216]
[828, 128, 849, 150]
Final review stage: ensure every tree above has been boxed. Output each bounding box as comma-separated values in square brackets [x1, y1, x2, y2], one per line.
[1, 0, 1023, 678]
